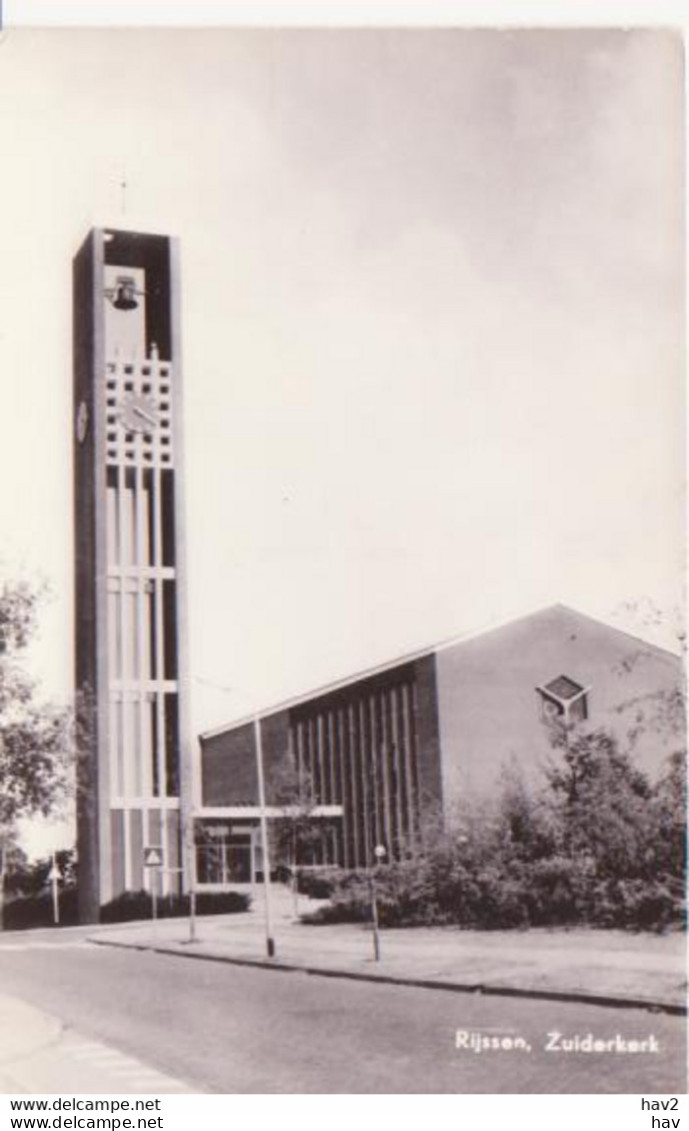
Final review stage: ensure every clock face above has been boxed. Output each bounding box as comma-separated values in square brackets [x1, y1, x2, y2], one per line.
[76, 400, 89, 443]
[119, 393, 160, 434]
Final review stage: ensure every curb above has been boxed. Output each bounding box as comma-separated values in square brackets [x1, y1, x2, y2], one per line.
[89, 936, 687, 1017]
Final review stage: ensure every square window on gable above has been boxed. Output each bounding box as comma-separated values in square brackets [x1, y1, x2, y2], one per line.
[544, 675, 583, 701]
[536, 675, 589, 726]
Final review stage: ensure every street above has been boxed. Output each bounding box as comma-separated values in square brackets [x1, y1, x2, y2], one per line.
[0, 927, 685, 1094]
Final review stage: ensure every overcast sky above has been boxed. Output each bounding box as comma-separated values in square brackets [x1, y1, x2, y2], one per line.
[0, 29, 684, 853]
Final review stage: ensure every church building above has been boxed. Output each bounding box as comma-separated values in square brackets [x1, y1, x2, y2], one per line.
[195, 604, 682, 886]
[72, 229, 682, 913]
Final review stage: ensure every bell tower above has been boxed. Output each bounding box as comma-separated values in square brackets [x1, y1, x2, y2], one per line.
[73, 229, 190, 923]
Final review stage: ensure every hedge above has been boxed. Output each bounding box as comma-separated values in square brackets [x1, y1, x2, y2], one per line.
[2, 887, 250, 929]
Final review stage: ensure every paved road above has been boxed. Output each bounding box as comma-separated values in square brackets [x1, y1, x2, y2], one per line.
[0, 927, 685, 1093]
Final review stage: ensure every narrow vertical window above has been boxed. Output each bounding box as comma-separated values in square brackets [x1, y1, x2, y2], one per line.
[130, 694, 142, 797]
[109, 694, 121, 797]
[151, 696, 160, 797]
[120, 469, 137, 566]
[162, 580, 178, 680]
[121, 584, 138, 680]
[149, 582, 158, 679]
[161, 470, 176, 566]
[120, 693, 135, 797]
[164, 693, 180, 797]
[140, 694, 154, 797]
[141, 471, 154, 565]
[106, 468, 119, 566]
[135, 579, 156, 682]
[107, 584, 121, 679]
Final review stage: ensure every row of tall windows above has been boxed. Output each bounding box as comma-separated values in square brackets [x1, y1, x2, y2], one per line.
[289, 672, 421, 869]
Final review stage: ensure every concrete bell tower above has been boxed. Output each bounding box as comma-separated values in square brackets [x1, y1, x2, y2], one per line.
[73, 229, 190, 923]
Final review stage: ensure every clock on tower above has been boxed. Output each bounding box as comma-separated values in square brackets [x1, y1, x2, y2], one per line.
[73, 229, 190, 923]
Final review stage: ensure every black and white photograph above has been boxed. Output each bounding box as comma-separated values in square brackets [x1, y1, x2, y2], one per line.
[0, 11, 686, 1101]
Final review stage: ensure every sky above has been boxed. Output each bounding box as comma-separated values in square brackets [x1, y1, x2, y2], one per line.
[0, 26, 684, 852]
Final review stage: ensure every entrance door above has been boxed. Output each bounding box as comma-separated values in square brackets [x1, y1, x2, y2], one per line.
[196, 830, 253, 885]
[225, 835, 252, 883]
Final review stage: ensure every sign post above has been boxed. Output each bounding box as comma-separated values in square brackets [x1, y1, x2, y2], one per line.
[48, 852, 61, 927]
[143, 846, 163, 943]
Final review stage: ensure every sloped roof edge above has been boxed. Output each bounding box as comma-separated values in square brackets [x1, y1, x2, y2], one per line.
[199, 602, 681, 741]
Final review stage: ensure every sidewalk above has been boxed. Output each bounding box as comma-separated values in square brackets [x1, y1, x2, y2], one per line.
[0, 996, 61, 1085]
[0, 994, 193, 1094]
[90, 885, 687, 1014]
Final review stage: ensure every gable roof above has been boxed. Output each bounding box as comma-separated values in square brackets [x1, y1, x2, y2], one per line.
[200, 602, 681, 740]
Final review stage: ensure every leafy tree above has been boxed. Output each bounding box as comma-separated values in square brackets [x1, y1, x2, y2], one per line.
[544, 725, 653, 878]
[0, 580, 72, 926]
[5, 848, 77, 899]
[495, 759, 559, 862]
[648, 750, 686, 880]
[0, 835, 30, 897]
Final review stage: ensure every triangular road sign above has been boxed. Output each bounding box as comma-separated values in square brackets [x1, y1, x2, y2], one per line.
[144, 846, 163, 868]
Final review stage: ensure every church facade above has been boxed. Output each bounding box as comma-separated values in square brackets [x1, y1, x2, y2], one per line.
[196, 604, 682, 885]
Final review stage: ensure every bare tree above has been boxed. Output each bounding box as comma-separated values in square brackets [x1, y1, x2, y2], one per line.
[269, 758, 323, 917]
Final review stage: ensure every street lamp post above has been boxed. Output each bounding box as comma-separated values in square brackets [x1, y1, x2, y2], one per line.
[186, 831, 198, 944]
[254, 715, 276, 958]
[370, 844, 386, 962]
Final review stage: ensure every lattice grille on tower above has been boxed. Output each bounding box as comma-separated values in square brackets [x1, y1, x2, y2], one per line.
[104, 358, 174, 466]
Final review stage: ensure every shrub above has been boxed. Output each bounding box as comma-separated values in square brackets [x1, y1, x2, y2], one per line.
[301, 859, 530, 930]
[587, 877, 685, 932]
[4, 887, 79, 930]
[296, 866, 342, 899]
[2, 886, 252, 929]
[300, 865, 433, 926]
[649, 751, 687, 879]
[100, 889, 250, 923]
[524, 854, 594, 926]
[303, 735, 686, 934]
